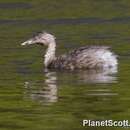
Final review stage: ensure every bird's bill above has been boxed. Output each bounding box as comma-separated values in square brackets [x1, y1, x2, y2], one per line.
[21, 39, 34, 46]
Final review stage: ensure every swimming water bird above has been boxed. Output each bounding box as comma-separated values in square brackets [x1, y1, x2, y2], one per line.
[21, 32, 118, 70]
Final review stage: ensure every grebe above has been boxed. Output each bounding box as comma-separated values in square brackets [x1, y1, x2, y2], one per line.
[21, 32, 118, 70]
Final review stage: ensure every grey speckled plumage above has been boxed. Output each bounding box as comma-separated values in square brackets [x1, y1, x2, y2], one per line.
[49, 46, 116, 70]
[21, 32, 118, 70]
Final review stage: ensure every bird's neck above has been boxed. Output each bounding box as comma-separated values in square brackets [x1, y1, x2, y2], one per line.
[44, 41, 56, 67]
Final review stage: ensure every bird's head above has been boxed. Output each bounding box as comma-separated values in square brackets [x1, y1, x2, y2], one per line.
[21, 31, 56, 46]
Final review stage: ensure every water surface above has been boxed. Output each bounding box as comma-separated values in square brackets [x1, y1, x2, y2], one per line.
[0, 0, 130, 130]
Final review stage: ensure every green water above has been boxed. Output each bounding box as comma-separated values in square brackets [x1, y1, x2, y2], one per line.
[0, 0, 130, 130]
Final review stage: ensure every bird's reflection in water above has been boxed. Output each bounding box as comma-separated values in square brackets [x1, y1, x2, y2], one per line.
[77, 66, 117, 84]
[24, 69, 57, 105]
[24, 67, 117, 104]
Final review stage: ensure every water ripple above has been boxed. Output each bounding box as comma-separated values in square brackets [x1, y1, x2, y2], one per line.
[0, 2, 32, 9]
[0, 16, 130, 25]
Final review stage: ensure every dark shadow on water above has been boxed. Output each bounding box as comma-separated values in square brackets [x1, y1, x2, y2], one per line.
[86, 33, 119, 40]
[1, 16, 130, 25]
[23, 67, 118, 105]
[0, 2, 32, 9]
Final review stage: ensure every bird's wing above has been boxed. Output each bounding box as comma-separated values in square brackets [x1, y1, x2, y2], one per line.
[67, 46, 111, 57]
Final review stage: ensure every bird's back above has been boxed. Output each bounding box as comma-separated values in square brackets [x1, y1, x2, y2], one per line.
[48, 46, 117, 70]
